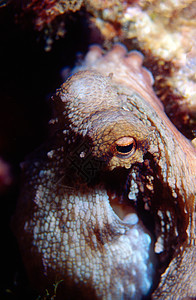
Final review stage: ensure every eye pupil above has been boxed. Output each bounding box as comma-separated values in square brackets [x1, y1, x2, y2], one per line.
[116, 143, 133, 154]
[114, 136, 136, 157]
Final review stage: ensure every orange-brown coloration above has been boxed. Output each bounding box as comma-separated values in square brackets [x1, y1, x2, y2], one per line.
[24, 0, 83, 30]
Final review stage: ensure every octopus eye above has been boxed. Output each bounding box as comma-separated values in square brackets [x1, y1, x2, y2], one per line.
[115, 137, 136, 156]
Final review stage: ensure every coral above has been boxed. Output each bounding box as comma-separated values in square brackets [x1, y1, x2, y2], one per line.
[17, 0, 196, 137]
[24, 0, 83, 30]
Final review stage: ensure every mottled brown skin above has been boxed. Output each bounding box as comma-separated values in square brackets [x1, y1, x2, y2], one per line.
[13, 45, 196, 299]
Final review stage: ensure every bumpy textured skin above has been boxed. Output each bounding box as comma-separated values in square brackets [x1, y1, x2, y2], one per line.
[13, 45, 196, 299]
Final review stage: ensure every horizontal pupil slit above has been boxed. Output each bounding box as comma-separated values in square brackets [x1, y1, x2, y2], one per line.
[116, 143, 133, 154]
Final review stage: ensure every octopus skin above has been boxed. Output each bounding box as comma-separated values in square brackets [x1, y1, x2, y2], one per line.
[13, 44, 196, 299]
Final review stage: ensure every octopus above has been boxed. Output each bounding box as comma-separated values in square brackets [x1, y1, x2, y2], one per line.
[13, 44, 196, 299]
